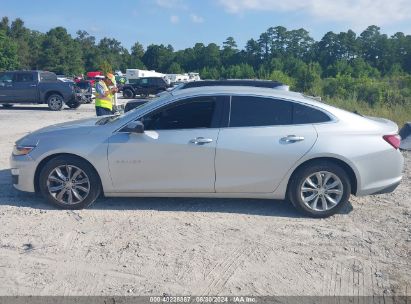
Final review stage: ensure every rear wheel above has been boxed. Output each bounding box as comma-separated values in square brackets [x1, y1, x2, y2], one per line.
[47, 94, 64, 111]
[123, 89, 135, 99]
[39, 156, 101, 209]
[288, 161, 351, 218]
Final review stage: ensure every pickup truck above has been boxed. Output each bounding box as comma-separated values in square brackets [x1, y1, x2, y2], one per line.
[0, 70, 79, 111]
[122, 77, 170, 99]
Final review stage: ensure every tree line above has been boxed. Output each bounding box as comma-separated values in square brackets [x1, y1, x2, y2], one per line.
[1, 16, 411, 116]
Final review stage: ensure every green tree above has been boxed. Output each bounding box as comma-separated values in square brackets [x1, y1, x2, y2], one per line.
[0, 30, 19, 70]
[39, 27, 83, 75]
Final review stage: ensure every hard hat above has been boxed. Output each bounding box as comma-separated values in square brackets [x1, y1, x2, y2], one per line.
[106, 73, 116, 85]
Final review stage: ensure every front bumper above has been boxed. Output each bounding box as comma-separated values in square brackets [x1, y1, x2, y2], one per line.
[10, 154, 37, 193]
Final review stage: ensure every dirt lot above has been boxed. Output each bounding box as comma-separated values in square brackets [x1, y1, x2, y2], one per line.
[0, 101, 410, 296]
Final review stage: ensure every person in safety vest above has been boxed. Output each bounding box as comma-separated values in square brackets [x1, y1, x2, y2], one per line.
[95, 73, 118, 116]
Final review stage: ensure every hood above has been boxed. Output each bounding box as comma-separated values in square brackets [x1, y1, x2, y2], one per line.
[16, 117, 102, 145]
[37, 117, 101, 132]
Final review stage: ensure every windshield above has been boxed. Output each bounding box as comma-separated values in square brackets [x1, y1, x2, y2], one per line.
[95, 93, 172, 125]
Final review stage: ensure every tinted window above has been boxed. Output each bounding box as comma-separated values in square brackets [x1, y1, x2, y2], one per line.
[293, 103, 331, 124]
[0, 72, 13, 83]
[142, 97, 216, 130]
[230, 96, 292, 127]
[140, 78, 149, 85]
[15, 73, 34, 82]
[40, 72, 57, 82]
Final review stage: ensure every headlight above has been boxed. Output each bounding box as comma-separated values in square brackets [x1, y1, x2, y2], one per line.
[13, 145, 36, 156]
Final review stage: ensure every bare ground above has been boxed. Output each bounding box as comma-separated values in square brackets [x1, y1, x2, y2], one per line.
[0, 102, 409, 296]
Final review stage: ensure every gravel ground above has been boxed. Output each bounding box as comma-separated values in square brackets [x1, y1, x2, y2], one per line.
[0, 100, 410, 296]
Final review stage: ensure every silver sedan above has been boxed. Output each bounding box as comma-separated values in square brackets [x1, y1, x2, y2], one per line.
[10, 86, 404, 217]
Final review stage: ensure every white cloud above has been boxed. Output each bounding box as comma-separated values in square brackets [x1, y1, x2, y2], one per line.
[218, 0, 411, 28]
[170, 15, 180, 24]
[190, 14, 204, 23]
[156, 0, 187, 10]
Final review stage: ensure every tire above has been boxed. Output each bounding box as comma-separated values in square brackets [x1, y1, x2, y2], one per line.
[66, 101, 81, 109]
[2, 104, 13, 108]
[123, 89, 135, 99]
[47, 94, 64, 111]
[288, 161, 351, 218]
[39, 155, 101, 209]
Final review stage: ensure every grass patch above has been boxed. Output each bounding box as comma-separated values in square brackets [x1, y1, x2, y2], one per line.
[324, 97, 411, 127]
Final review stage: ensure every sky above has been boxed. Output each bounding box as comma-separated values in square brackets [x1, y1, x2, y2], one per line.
[2, 0, 411, 51]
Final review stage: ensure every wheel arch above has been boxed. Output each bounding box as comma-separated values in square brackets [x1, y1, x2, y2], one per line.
[34, 153, 103, 193]
[286, 156, 358, 196]
[44, 91, 64, 103]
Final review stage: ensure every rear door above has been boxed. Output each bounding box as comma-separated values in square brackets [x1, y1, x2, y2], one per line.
[215, 95, 319, 193]
[12, 72, 38, 102]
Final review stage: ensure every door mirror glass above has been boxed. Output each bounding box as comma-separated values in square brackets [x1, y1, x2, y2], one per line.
[123, 121, 144, 134]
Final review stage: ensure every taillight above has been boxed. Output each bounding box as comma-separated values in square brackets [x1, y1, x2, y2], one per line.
[383, 134, 401, 149]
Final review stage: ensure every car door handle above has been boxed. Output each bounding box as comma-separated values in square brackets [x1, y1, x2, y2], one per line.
[281, 135, 305, 143]
[30, 84, 37, 87]
[189, 137, 213, 145]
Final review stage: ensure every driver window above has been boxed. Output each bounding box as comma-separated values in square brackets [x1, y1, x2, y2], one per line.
[0, 73, 13, 84]
[142, 97, 216, 130]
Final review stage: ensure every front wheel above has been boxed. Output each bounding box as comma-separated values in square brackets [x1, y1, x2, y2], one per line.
[39, 156, 101, 209]
[67, 101, 81, 109]
[288, 161, 351, 218]
[47, 94, 64, 111]
[123, 89, 135, 99]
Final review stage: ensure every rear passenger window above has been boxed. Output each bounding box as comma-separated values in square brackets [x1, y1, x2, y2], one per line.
[293, 103, 331, 124]
[229, 96, 293, 127]
[15, 73, 34, 82]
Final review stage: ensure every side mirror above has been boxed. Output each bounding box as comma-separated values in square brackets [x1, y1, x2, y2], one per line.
[123, 121, 144, 134]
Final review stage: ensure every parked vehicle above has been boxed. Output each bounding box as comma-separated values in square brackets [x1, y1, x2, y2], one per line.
[122, 77, 170, 98]
[125, 69, 165, 84]
[86, 71, 102, 87]
[0, 70, 79, 110]
[74, 80, 93, 104]
[11, 82, 404, 217]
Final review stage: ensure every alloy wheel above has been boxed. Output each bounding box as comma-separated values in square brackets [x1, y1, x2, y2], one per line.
[49, 97, 63, 110]
[300, 171, 343, 211]
[47, 165, 90, 205]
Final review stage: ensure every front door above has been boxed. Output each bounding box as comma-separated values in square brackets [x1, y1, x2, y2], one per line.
[215, 95, 318, 193]
[0, 72, 14, 102]
[107, 96, 226, 193]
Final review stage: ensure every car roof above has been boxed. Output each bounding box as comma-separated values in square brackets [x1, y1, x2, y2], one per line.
[171, 86, 310, 103]
[180, 79, 285, 89]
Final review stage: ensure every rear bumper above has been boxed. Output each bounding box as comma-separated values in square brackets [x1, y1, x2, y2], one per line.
[355, 149, 404, 196]
[369, 180, 401, 195]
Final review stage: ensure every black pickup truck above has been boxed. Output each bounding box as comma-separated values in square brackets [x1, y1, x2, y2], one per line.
[122, 77, 170, 99]
[0, 70, 79, 111]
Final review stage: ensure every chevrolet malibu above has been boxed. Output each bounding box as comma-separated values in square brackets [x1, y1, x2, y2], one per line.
[10, 85, 404, 217]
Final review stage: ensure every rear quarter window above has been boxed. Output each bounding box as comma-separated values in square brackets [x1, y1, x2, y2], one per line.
[293, 103, 331, 124]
